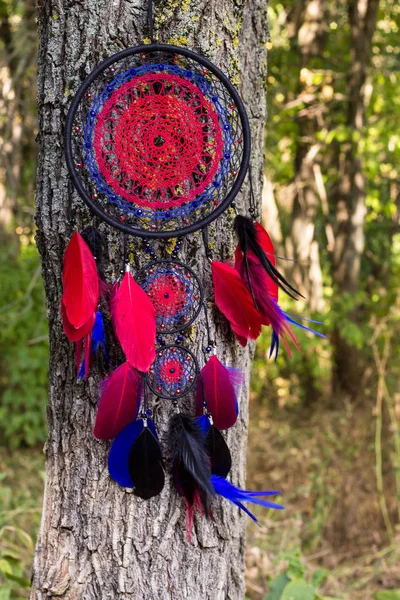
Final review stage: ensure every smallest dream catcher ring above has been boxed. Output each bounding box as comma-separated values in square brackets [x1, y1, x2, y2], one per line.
[60, 0, 323, 537]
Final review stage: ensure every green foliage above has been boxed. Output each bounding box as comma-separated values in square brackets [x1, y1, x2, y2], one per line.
[0, 242, 48, 447]
[0, 449, 43, 598]
[263, 550, 331, 600]
[374, 593, 400, 600]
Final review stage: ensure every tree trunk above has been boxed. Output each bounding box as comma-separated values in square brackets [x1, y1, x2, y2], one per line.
[284, 0, 327, 312]
[331, 0, 379, 398]
[31, 1, 268, 599]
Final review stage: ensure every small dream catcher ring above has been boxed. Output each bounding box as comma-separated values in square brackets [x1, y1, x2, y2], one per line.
[145, 344, 198, 399]
[65, 43, 251, 239]
[136, 259, 203, 334]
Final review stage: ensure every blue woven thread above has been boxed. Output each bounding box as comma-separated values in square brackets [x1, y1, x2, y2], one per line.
[83, 63, 235, 221]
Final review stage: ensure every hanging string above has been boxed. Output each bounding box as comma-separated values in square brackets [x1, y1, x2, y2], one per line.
[248, 164, 257, 217]
[202, 301, 214, 352]
[147, 0, 155, 43]
[202, 226, 213, 261]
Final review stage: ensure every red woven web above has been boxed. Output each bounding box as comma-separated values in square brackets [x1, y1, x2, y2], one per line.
[93, 72, 224, 210]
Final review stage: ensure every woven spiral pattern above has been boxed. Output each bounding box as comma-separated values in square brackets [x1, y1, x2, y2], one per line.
[93, 72, 223, 209]
[68, 48, 246, 235]
[146, 345, 198, 399]
[136, 261, 202, 333]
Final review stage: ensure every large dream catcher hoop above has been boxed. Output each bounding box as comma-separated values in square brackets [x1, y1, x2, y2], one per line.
[61, 0, 323, 538]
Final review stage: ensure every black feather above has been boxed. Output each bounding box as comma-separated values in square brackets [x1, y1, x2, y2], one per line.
[80, 226, 106, 279]
[168, 413, 214, 509]
[234, 215, 303, 300]
[205, 424, 232, 478]
[128, 426, 165, 500]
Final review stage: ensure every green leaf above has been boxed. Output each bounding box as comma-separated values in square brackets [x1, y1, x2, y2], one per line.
[0, 587, 11, 600]
[311, 568, 328, 588]
[281, 581, 315, 600]
[264, 574, 291, 600]
[373, 592, 400, 600]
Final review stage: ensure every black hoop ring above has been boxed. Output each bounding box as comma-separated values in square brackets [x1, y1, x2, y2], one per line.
[136, 259, 204, 334]
[64, 43, 251, 239]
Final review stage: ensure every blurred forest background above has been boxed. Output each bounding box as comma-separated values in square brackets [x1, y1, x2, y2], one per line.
[0, 0, 399, 598]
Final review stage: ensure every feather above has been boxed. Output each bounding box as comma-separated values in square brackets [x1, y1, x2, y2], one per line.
[211, 475, 284, 525]
[205, 424, 232, 478]
[108, 418, 159, 488]
[128, 424, 164, 499]
[94, 362, 143, 440]
[92, 311, 109, 364]
[61, 303, 95, 343]
[80, 226, 106, 280]
[211, 261, 262, 346]
[111, 271, 156, 373]
[62, 232, 99, 328]
[168, 413, 214, 500]
[234, 216, 302, 300]
[195, 355, 239, 430]
[195, 415, 211, 437]
[169, 413, 214, 537]
[235, 238, 324, 359]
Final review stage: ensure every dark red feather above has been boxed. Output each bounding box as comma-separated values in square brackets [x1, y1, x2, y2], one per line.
[111, 271, 156, 373]
[195, 355, 238, 430]
[94, 361, 143, 440]
[62, 232, 99, 329]
[211, 261, 262, 346]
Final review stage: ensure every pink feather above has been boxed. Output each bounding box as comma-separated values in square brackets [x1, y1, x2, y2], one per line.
[111, 272, 156, 373]
[211, 261, 262, 346]
[62, 232, 99, 329]
[94, 361, 143, 440]
[61, 302, 95, 342]
[196, 355, 239, 430]
[234, 239, 300, 356]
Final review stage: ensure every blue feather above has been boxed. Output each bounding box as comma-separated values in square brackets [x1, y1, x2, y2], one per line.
[196, 414, 211, 438]
[269, 330, 280, 361]
[78, 359, 85, 379]
[284, 313, 326, 339]
[108, 418, 158, 488]
[211, 475, 284, 523]
[92, 311, 109, 364]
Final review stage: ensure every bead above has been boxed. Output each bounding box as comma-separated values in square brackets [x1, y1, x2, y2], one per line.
[176, 334, 184, 343]
[211, 95, 218, 102]
[145, 247, 153, 253]
[136, 209, 143, 216]
[171, 348, 176, 354]
[189, 375, 194, 381]
[213, 200, 218, 206]
[224, 153, 231, 160]
[169, 368, 176, 374]
[75, 162, 83, 169]
[213, 181, 220, 188]
[202, 401, 207, 407]
[120, 269, 125, 274]
[164, 292, 169, 299]
[156, 336, 163, 344]
[249, 207, 255, 215]
[224, 124, 230, 131]
[231, 170, 237, 176]
[92, 193, 98, 200]
[149, 368, 155, 375]
[156, 385, 162, 393]
[228, 104, 235, 110]
[205, 346, 212, 353]
[120, 215, 126, 222]
[175, 388, 181, 395]
[158, 351, 163, 357]
[172, 399, 178, 406]
[145, 409, 152, 417]
[86, 92, 92, 99]
[140, 53, 146, 61]
[237, 138, 243, 144]
[109, 66, 116, 74]
[73, 126, 81, 133]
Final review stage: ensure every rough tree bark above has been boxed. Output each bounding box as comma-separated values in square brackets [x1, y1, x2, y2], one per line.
[331, 0, 379, 397]
[32, 1, 268, 598]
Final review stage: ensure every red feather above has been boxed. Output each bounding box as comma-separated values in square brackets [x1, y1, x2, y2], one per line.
[61, 303, 95, 342]
[195, 355, 238, 430]
[94, 361, 143, 440]
[62, 233, 99, 328]
[211, 261, 262, 346]
[111, 271, 156, 372]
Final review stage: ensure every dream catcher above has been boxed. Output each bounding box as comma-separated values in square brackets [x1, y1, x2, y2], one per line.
[61, 0, 323, 540]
